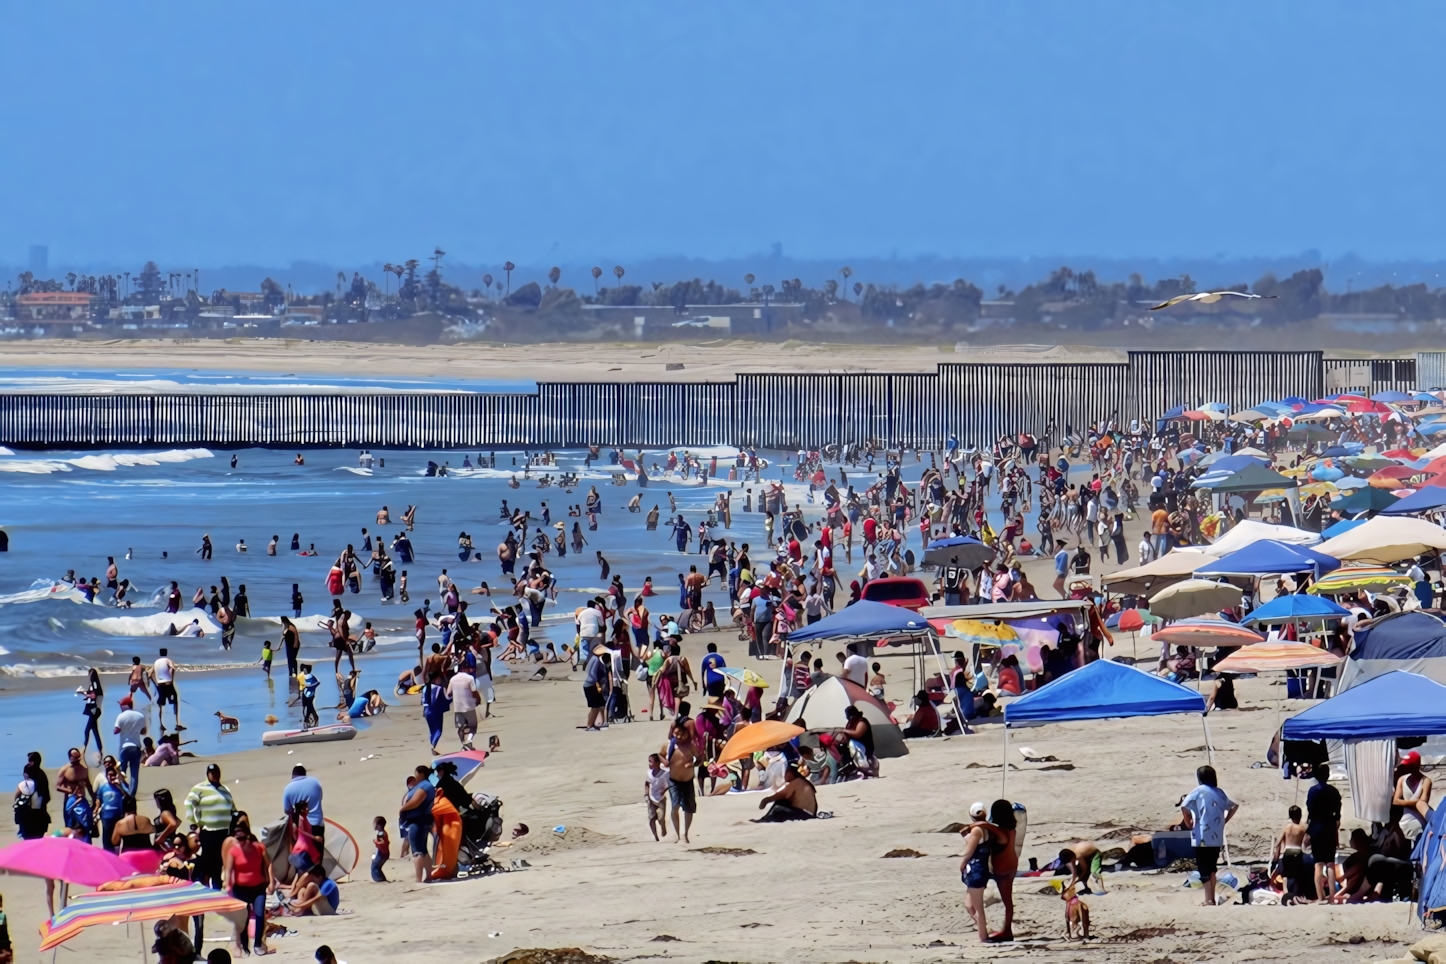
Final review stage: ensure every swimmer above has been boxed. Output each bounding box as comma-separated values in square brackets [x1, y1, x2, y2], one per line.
[267, 535, 278, 556]
[294, 453, 305, 465]
[377, 505, 391, 525]
[236, 539, 247, 553]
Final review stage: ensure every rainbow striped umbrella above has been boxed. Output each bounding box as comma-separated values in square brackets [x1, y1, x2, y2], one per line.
[39, 881, 246, 951]
[1214, 642, 1343, 674]
[1307, 565, 1414, 595]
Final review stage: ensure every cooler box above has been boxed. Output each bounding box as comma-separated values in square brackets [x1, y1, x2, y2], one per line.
[1152, 831, 1194, 867]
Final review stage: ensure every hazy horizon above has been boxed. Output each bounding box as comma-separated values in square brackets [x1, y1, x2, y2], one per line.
[5, 2, 1446, 267]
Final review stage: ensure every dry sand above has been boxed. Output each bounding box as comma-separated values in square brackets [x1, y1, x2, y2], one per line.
[0, 625, 1424, 964]
[0, 339, 1119, 384]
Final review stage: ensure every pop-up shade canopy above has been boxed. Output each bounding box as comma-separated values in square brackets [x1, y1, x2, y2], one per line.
[1282, 671, 1446, 741]
[784, 599, 930, 643]
[1004, 658, 1206, 725]
[1194, 540, 1339, 577]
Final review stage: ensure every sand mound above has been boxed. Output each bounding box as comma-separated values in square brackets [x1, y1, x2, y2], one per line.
[514, 826, 618, 855]
[489, 950, 613, 964]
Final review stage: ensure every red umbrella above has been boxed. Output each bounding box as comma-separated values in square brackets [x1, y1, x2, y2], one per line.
[1347, 400, 1393, 415]
[1117, 609, 1145, 631]
[1383, 448, 1420, 459]
[1423, 456, 1446, 475]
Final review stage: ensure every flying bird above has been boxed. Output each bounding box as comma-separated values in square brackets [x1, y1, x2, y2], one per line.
[1150, 291, 1279, 310]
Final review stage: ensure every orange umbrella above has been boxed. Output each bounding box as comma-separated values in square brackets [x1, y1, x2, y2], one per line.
[717, 721, 804, 764]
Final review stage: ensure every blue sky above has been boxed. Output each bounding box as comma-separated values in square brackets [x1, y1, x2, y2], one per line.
[3, 2, 1444, 266]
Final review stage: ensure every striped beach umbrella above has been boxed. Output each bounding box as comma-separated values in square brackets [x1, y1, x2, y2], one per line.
[1213, 642, 1343, 674]
[40, 881, 246, 951]
[1151, 616, 1265, 649]
[1308, 565, 1414, 595]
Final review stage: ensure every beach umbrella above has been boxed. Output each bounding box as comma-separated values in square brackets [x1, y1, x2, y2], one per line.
[39, 881, 247, 951]
[716, 720, 803, 764]
[1148, 580, 1243, 620]
[922, 535, 992, 570]
[1296, 407, 1346, 421]
[1289, 424, 1336, 443]
[1235, 446, 1270, 458]
[1299, 481, 1339, 498]
[1333, 477, 1369, 490]
[1316, 515, 1446, 564]
[1152, 616, 1265, 649]
[1346, 456, 1399, 472]
[434, 748, 489, 786]
[0, 837, 134, 886]
[720, 666, 770, 689]
[1332, 487, 1400, 515]
[1242, 594, 1350, 625]
[1374, 390, 1415, 403]
[947, 619, 1021, 648]
[1184, 409, 1225, 421]
[1348, 400, 1394, 416]
[1213, 642, 1343, 674]
[1308, 565, 1414, 595]
[1320, 518, 1366, 539]
[1113, 609, 1156, 632]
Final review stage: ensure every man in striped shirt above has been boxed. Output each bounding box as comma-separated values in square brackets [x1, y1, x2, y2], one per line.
[185, 763, 236, 947]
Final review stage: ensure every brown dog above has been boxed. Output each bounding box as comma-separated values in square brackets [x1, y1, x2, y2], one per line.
[215, 711, 239, 732]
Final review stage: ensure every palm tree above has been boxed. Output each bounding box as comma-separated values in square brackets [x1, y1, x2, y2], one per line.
[503, 261, 515, 295]
[590, 266, 603, 294]
[548, 266, 561, 286]
[853, 282, 863, 298]
[840, 266, 853, 301]
[761, 283, 775, 306]
[382, 264, 395, 296]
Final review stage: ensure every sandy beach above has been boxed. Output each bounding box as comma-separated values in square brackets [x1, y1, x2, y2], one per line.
[0, 339, 1125, 385]
[0, 621, 1423, 964]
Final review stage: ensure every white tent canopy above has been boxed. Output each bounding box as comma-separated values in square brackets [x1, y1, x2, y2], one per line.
[1208, 519, 1321, 555]
[1316, 515, 1446, 564]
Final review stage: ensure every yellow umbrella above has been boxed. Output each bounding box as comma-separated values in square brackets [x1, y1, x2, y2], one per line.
[949, 619, 1020, 647]
[717, 721, 803, 764]
[720, 666, 770, 689]
[1299, 481, 1339, 497]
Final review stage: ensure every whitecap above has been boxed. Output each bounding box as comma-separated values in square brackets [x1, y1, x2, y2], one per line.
[335, 467, 373, 476]
[82, 608, 222, 636]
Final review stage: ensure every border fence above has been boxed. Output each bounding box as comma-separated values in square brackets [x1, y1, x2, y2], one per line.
[0, 349, 1434, 450]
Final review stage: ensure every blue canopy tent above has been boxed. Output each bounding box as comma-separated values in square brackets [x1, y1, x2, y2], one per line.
[1194, 540, 1339, 578]
[1415, 798, 1446, 924]
[1242, 594, 1350, 625]
[784, 600, 930, 643]
[1320, 518, 1366, 539]
[1382, 485, 1446, 516]
[1002, 659, 1209, 793]
[1281, 671, 1446, 741]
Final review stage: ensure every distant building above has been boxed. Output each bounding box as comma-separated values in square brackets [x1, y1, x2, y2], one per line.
[15, 291, 92, 320]
[27, 245, 47, 274]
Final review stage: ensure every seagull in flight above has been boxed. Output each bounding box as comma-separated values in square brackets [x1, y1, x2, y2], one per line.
[1150, 291, 1279, 310]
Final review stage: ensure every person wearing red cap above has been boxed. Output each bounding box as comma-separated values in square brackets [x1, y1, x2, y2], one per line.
[1392, 751, 1433, 844]
[113, 695, 147, 795]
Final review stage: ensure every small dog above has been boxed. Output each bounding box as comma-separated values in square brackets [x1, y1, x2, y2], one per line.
[215, 711, 239, 732]
[1062, 882, 1090, 939]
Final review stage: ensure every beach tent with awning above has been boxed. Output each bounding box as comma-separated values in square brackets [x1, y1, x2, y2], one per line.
[1208, 520, 1320, 555]
[1316, 515, 1446, 564]
[1002, 659, 1209, 792]
[786, 676, 907, 759]
[1282, 671, 1446, 741]
[1102, 548, 1219, 595]
[1193, 540, 1339, 578]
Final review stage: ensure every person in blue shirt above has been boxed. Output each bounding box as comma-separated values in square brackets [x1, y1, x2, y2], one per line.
[282, 765, 325, 835]
[300, 666, 320, 728]
[701, 643, 727, 699]
[1052, 541, 1070, 599]
[95, 765, 129, 854]
[1179, 765, 1239, 907]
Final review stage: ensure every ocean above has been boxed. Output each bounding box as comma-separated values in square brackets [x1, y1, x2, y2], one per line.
[0, 441, 833, 764]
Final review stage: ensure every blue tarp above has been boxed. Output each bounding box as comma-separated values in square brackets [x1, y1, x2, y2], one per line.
[1194, 540, 1339, 577]
[1382, 485, 1446, 516]
[784, 599, 929, 643]
[1348, 610, 1446, 661]
[1242, 594, 1350, 624]
[1004, 659, 1205, 725]
[1282, 671, 1446, 740]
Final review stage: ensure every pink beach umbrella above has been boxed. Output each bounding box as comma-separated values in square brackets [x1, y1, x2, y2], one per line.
[0, 837, 135, 886]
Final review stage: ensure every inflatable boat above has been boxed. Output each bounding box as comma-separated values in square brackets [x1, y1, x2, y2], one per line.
[262, 723, 357, 747]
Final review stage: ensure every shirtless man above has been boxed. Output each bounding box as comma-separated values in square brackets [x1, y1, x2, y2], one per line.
[664, 719, 701, 843]
[127, 656, 151, 700]
[377, 505, 391, 525]
[684, 566, 707, 611]
[56, 748, 93, 838]
[755, 764, 818, 822]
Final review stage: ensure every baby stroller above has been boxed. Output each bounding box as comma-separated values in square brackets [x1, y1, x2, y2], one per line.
[608, 672, 633, 724]
[456, 792, 505, 877]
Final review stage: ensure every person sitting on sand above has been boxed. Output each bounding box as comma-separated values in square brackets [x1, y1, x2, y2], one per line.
[754, 764, 818, 822]
[286, 865, 338, 916]
[144, 735, 180, 767]
[901, 691, 941, 738]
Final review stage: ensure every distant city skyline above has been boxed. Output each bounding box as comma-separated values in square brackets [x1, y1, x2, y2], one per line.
[3, 3, 1445, 264]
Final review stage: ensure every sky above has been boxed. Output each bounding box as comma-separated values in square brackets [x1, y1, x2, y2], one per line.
[3, 2, 1446, 268]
